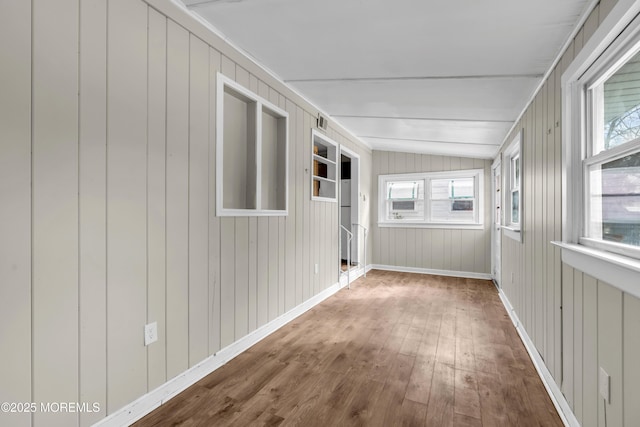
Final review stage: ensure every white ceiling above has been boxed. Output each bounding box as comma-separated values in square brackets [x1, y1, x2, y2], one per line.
[184, 0, 590, 159]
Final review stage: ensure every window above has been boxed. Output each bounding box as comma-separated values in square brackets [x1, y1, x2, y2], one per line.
[216, 73, 288, 216]
[561, 0, 640, 296]
[503, 131, 522, 241]
[582, 48, 640, 258]
[378, 169, 484, 229]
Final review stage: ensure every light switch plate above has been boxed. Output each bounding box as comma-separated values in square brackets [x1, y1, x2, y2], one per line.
[145, 322, 158, 346]
[599, 366, 610, 403]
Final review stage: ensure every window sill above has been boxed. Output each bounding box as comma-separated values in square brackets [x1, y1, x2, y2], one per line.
[378, 222, 483, 230]
[551, 241, 640, 299]
[502, 225, 521, 242]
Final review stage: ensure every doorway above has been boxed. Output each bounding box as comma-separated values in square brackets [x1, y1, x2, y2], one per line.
[339, 146, 360, 273]
[491, 159, 502, 286]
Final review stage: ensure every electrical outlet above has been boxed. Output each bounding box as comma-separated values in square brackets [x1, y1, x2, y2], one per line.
[314, 263, 319, 274]
[599, 366, 610, 403]
[144, 322, 158, 346]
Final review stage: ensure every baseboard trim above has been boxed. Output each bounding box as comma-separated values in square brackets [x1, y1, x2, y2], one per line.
[94, 278, 351, 427]
[371, 264, 492, 280]
[496, 289, 579, 427]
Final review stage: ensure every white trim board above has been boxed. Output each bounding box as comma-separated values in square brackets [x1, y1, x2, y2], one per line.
[371, 264, 492, 280]
[496, 288, 579, 427]
[93, 276, 356, 427]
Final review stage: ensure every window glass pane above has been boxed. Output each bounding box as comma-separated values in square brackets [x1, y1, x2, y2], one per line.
[602, 50, 640, 151]
[513, 156, 520, 188]
[511, 190, 520, 224]
[588, 151, 640, 247]
[431, 200, 475, 222]
[387, 181, 420, 200]
[430, 178, 474, 199]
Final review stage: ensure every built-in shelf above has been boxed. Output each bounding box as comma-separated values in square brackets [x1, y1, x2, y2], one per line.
[311, 130, 338, 201]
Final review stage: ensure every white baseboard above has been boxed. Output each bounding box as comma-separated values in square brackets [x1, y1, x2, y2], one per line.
[496, 288, 579, 427]
[94, 278, 350, 427]
[371, 264, 492, 280]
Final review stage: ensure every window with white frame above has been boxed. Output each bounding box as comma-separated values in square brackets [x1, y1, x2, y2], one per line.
[583, 49, 640, 257]
[503, 131, 522, 241]
[378, 169, 484, 229]
[565, 12, 640, 261]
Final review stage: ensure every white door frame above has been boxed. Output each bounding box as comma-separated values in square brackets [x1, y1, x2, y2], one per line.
[491, 158, 502, 287]
[339, 145, 360, 268]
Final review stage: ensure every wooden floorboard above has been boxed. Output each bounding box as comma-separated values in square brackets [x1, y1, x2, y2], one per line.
[134, 270, 562, 427]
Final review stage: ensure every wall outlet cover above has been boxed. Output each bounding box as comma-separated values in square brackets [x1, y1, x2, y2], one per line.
[145, 322, 158, 346]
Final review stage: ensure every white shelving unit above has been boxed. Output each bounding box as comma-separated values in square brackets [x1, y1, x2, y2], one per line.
[311, 129, 338, 202]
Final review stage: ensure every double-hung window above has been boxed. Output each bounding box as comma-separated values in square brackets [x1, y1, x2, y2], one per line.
[378, 169, 484, 229]
[562, 5, 640, 295]
[583, 50, 640, 257]
[503, 131, 522, 241]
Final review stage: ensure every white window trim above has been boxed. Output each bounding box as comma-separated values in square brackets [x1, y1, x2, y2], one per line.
[560, 0, 640, 293]
[216, 73, 289, 217]
[378, 169, 484, 230]
[503, 130, 522, 242]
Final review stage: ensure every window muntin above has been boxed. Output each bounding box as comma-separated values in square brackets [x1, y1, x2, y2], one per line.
[378, 169, 483, 228]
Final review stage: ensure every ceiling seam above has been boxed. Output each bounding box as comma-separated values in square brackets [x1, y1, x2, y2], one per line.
[285, 74, 543, 83]
[360, 136, 501, 146]
[333, 115, 514, 123]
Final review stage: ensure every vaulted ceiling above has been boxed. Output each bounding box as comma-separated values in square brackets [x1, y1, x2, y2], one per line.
[182, 0, 591, 159]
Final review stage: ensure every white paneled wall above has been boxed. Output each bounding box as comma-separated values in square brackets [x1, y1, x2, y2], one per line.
[371, 151, 491, 275]
[0, 1, 371, 426]
[498, 0, 640, 425]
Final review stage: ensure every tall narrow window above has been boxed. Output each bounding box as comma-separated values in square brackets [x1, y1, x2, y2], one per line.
[503, 130, 522, 241]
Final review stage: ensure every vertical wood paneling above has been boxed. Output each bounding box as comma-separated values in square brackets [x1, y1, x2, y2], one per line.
[268, 216, 279, 320]
[257, 217, 269, 327]
[573, 271, 584, 423]
[147, 7, 168, 390]
[372, 151, 490, 274]
[599, 0, 618, 24]
[220, 218, 236, 346]
[582, 275, 598, 427]
[562, 264, 574, 405]
[285, 100, 296, 311]
[208, 48, 222, 355]
[219, 55, 236, 348]
[248, 216, 258, 332]
[188, 35, 211, 366]
[165, 19, 190, 378]
[597, 282, 623, 427]
[623, 293, 640, 427]
[235, 218, 249, 339]
[295, 105, 305, 305]
[11, 1, 379, 424]
[106, 0, 148, 412]
[79, 1, 108, 424]
[0, 2, 32, 426]
[303, 113, 312, 301]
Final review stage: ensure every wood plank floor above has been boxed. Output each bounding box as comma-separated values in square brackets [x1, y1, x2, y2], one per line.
[134, 270, 562, 426]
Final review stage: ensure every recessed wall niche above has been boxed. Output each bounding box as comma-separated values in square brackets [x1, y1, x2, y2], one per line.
[216, 73, 288, 216]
